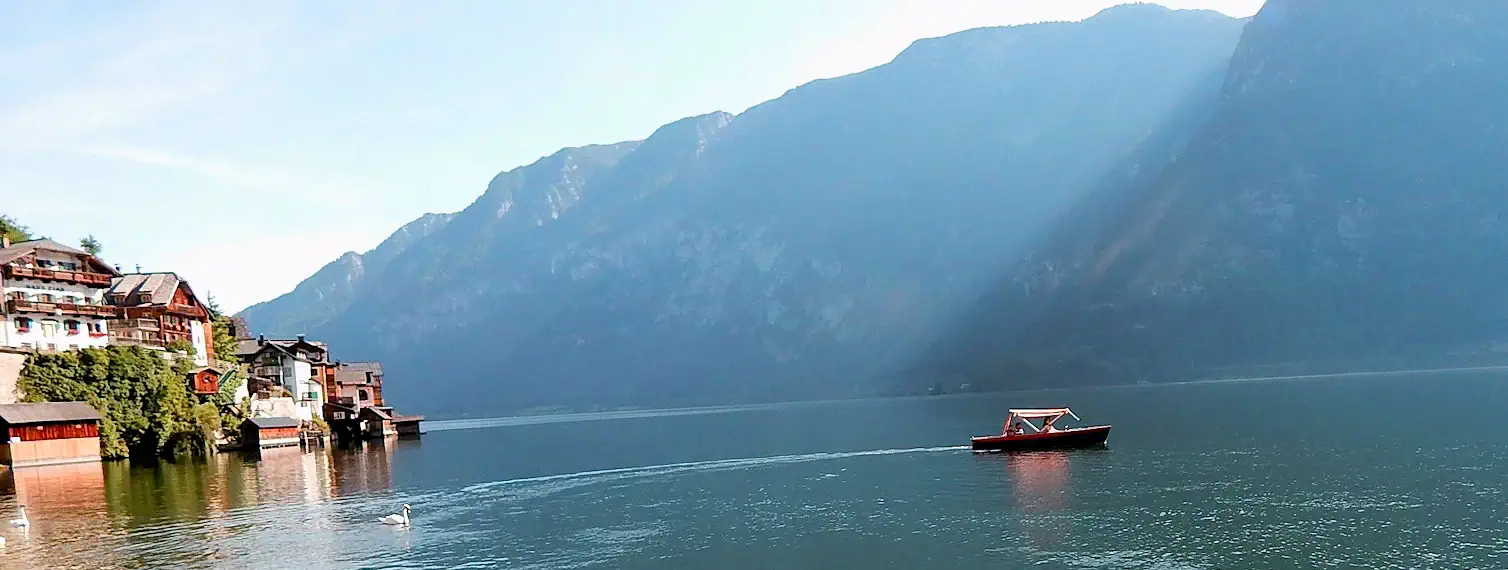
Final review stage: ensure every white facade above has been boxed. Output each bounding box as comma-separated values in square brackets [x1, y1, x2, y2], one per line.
[188, 320, 209, 365]
[2, 249, 114, 351]
[255, 353, 323, 421]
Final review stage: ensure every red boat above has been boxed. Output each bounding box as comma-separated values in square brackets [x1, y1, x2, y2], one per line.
[970, 408, 1111, 452]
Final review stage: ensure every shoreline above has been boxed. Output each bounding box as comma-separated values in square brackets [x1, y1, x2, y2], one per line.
[423, 364, 1508, 431]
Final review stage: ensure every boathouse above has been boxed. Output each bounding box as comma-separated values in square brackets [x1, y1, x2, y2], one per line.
[393, 413, 424, 437]
[360, 406, 396, 438]
[0, 402, 103, 467]
[240, 417, 301, 449]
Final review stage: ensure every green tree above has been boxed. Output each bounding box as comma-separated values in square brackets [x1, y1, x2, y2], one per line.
[205, 294, 239, 363]
[0, 215, 31, 244]
[79, 234, 102, 255]
[18, 346, 211, 459]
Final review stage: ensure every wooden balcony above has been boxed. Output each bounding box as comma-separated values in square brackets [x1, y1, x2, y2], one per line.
[2, 265, 113, 286]
[6, 299, 122, 318]
[109, 332, 166, 349]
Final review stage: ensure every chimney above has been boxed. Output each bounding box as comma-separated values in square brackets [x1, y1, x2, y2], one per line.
[297, 334, 306, 343]
[258, 334, 266, 346]
[114, 265, 121, 272]
[134, 264, 142, 273]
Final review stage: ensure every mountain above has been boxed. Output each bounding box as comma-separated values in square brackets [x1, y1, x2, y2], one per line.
[925, 0, 1508, 391]
[241, 4, 1246, 416]
[239, 212, 454, 335]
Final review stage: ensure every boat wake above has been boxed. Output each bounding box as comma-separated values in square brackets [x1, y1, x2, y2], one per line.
[461, 445, 968, 496]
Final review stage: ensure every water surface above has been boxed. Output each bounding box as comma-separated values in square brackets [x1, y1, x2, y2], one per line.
[1, 371, 1505, 569]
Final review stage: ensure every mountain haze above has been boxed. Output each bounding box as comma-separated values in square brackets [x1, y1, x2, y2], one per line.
[241, 5, 1246, 415]
[926, 0, 1508, 390]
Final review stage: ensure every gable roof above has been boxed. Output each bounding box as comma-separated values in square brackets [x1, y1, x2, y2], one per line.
[244, 416, 301, 429]
[0, 240, 120, 275]
[343, 361, 383, 375]
[106, 272, 206, 308]
[0, 402, 102, 424]
[335, 361, 384, 385]
[236, 337, 328, 361]
[360, 407, 393, 420]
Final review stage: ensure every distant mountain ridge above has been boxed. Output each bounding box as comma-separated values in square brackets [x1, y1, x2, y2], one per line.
[239, 212, 454, 336]
[923, 0, 1508, 390]
[240, 4, 1247, 416]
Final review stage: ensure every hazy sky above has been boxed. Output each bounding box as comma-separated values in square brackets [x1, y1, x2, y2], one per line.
[0, 0, 1264, 312]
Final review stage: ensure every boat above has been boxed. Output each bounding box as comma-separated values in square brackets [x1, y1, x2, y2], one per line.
[970, 408, 1111, 452]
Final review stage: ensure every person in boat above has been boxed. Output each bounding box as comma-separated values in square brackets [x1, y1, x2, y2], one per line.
[1042, 417, 1057, 433]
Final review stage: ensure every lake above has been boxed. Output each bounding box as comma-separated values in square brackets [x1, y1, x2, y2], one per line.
[1, 370, 1505, 569]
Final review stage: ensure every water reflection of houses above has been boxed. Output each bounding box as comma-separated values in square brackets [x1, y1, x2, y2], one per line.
[328, 444, 396, 497]
[0, 461, 117, 568]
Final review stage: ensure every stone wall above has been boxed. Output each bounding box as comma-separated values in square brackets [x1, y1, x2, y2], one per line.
[0, 349, 27, 405]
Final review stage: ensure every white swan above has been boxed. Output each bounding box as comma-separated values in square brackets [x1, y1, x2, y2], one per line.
[379, 504, 410, 526]
[9, 506, 26, 528]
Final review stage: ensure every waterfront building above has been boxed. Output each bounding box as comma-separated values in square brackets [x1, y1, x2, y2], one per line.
[0, 402, 103, 467]
[0, 238, 121, 352]
[237, 335, 328, 421]
[105, 272, 215, 365]
[333, 361, 384, 409]
[239, 417, 301, 449]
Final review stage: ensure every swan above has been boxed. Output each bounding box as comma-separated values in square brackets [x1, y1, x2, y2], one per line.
[379, 504, 410, 526]
[9, 506, 26, 528]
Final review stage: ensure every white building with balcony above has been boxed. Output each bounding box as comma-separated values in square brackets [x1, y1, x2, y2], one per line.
[237, 336, 328, 422]
[0, 238, 121, 352]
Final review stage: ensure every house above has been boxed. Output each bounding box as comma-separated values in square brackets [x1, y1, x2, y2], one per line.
[0, 402, 103, 467]
[236, 335, 328, 421]
[332, 361, 384, 410]
[186, 365, 226, 397]
[359, 406, 397, 438]
[105, 272, 214, 364]
[0, 238, 122, 352]
[239, 417, 301, 449]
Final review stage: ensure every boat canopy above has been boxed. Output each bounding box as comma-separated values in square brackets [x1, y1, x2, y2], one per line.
[1007, 408, 1080, 420]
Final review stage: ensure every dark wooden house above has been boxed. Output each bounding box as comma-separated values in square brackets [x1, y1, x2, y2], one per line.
[239, 417, 301, 449]
[360, 406, 396, 438]
[0, 402, 103, 467]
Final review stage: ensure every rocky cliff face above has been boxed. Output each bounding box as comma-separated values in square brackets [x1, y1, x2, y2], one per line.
[927, 0, 1508, 389]
[241, 5, 1246, 415]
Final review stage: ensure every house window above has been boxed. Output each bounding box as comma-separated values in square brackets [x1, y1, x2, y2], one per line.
[359, 389, 370, 401]
[69, 345, 79, 351]
[65, 320, 80, 335]
[36, 294, 52, 303]
[14, 317, 31, 332]
[40, 320, 60, 338]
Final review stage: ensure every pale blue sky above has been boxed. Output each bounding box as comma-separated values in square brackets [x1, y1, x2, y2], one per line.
[0, 0, 1263, 311]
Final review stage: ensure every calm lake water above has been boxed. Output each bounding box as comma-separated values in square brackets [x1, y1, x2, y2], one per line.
[1, 371, 1506, 569]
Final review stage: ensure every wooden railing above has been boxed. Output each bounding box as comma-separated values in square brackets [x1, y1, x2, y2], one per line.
[3, 265, 113, 286]
[6, 299, 122, 318]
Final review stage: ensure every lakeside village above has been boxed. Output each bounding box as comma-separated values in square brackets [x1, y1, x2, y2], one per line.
[0, 235, 423, 469]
